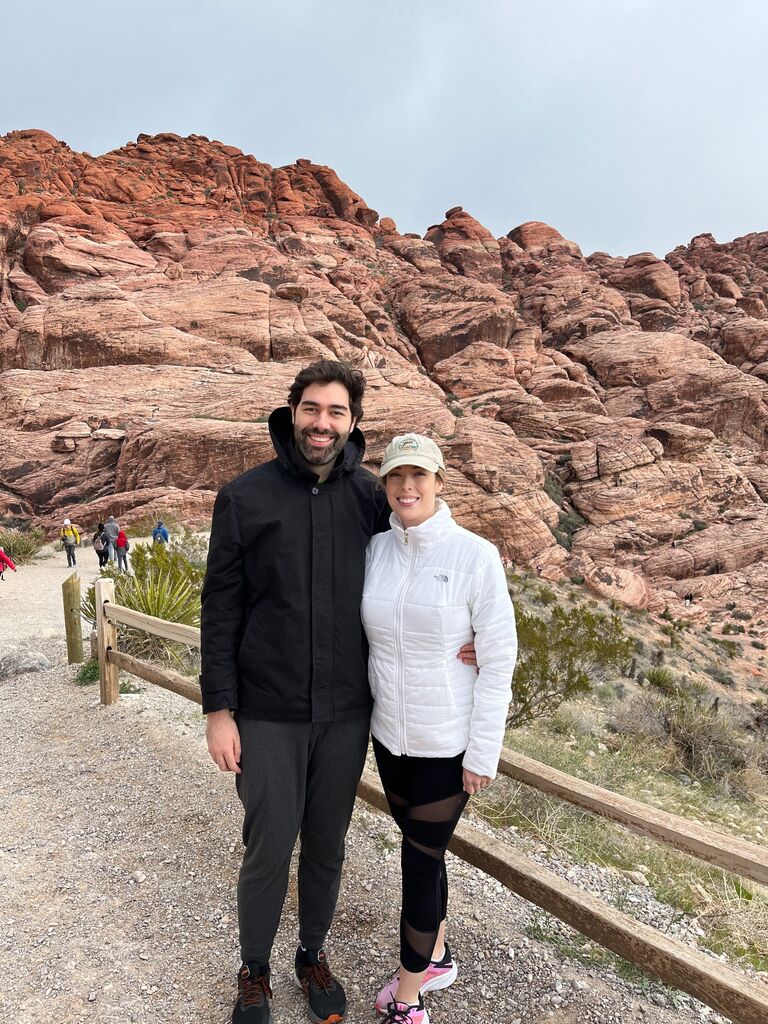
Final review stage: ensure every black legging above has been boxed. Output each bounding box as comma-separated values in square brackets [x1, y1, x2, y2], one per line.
[373, 737, 469, 974]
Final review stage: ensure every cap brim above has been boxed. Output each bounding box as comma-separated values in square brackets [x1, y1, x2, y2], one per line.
[379, 454, 442, 476]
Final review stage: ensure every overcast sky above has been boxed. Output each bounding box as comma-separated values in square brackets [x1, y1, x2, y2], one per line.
[4, 1, 767, 257]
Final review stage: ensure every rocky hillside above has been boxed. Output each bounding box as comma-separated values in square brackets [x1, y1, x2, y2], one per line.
[1, 128, 767, 632]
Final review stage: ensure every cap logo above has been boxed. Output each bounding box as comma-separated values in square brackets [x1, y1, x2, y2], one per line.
[398, 437, 420, 452]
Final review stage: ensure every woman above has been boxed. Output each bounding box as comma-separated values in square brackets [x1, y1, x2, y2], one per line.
[115, 528, 130, 571]
[92, 523, 109, 568]
[362, 434, 517, 1024]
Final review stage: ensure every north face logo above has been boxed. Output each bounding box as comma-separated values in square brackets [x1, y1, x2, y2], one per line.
[434, 573, 448, 582]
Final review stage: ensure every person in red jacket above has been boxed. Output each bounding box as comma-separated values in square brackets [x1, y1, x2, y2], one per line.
[115, 529, 130, 571]
[0, 546, 17, 578]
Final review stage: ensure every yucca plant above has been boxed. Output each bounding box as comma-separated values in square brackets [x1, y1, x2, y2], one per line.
[0, 526, 45, 564]
[81, 535, 206, 666]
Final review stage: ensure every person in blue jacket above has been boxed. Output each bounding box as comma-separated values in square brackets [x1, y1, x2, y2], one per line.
[152, 520, 169, 544]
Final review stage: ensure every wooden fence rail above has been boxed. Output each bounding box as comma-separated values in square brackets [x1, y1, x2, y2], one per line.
[88, 581, 768, 1024]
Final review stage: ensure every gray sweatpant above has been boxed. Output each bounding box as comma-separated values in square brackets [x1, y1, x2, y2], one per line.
[235, 716, 369, 965]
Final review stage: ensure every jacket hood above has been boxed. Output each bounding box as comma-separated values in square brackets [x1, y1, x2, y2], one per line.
[268, 406, 366, 482]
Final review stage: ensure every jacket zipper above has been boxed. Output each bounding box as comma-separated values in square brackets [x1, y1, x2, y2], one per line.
[392, 529, 416, 753]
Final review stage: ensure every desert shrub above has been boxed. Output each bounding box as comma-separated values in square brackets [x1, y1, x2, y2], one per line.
[534, 584, 558, 605]
[751, 640, 766, 651]
[509, 606, 634, 728]
[570, 574, 585, 585]
[123, 510, 185, 539]
[645, 667, 676, 694]
[704, 664, 737, 687]
[611, 691, 749, 784]
[0, 526, 45, 564]
[543, 474, 564, 507]
[81, 534, 206, 664]
[725, 602, 736, 611]
[732, 610, 752, 621]
[75, 658, 100, 685]
[551, 510, 585, 551]
[692, 520, 709, 531]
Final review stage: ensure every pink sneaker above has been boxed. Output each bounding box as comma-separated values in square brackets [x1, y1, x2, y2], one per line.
[375, 945, 457, 1014]
[381, 996, 429, 1024]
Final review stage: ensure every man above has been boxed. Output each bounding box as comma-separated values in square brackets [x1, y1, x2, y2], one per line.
[59, 518, 80, 567]
[201, 360, 472, 1024]
[103, 515, 120, 562]
[201, 360, 387, 1024]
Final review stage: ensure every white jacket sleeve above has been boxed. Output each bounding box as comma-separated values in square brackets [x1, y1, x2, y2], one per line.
[463, 550, 517, 779]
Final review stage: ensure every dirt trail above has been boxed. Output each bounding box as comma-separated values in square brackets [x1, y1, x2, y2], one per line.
[0, 552, 734, 1024]
[1, 544, 102, 646]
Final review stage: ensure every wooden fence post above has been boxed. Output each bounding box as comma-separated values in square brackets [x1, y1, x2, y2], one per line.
[62, 572, 83, 664]
[95, 577, 119, 705]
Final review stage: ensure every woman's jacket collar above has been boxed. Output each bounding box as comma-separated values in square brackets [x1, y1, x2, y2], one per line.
[389, 499, 455, 550]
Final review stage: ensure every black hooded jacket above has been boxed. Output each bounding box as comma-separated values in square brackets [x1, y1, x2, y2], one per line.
[200, 406, 390, 722]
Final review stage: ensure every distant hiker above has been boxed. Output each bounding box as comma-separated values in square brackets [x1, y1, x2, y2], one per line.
[92, 522, 109, 568]
[0, 546, 17, 580]
[103, 516, 120, 561]
[152, 520, 169, 544]
[59, 518, 80, 567]
[684, 592, 694, 607]
[116, 529, 130, 571]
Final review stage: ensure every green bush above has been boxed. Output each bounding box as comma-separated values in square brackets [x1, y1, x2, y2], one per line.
[0, 526, 45, 564]
[645, 667, 676, 694]
[509, 605, 634, 728]
[569, 574, 585, 585]
[751, 640, 767, 651]
[81, 533, 206, 664]
[732, 610, 752, 621]
[691, 520, 709, 531]
[551, 510, 585, 551]
[75, 659, 100, 685]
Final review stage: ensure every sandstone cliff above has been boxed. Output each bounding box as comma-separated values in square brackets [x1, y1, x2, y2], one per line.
[2, 128, 767, 630]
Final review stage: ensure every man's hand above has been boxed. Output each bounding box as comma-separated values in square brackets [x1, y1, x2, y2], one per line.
[462, 768, 491, 795]
[206, 710, 242, 774]
[456, 641, 477, 667]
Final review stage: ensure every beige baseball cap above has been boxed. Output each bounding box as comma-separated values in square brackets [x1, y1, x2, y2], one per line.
[379, 433, 446, 477]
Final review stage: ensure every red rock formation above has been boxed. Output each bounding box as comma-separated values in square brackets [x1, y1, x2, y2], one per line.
[2, 128, 768, 625]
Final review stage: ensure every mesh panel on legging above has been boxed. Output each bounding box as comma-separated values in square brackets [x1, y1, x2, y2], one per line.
[384, 787, 468, 973]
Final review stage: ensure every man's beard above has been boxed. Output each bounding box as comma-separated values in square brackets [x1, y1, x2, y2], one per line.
[294, 427, 350, 466]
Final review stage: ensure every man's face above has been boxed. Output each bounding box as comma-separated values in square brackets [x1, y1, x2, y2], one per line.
[291, 382, 356, 466]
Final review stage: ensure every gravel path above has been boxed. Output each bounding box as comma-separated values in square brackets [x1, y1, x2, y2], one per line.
[0, 543, 102, 646]
[0, 555, 745, 1024]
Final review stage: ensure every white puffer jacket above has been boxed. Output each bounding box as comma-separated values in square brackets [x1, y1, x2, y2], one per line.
[362, 500, 517, 779]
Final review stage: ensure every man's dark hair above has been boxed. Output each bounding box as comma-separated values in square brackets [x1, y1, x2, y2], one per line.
[287, 360, 366, 422]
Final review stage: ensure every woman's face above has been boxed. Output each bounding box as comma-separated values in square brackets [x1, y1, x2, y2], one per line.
[384, 464, 443, 528]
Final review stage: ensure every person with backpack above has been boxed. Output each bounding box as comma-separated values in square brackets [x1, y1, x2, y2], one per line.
[92, 523, 109, 568]
[59, 518, 80, 567]
[152, 520, 170, 544]
[116, 529, 130, 571]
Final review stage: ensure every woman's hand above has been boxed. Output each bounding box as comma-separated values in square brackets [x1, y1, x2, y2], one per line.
[462, 769, 491, 795]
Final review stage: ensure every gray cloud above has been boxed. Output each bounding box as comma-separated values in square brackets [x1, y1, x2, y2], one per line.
[3, 0, 767, 256]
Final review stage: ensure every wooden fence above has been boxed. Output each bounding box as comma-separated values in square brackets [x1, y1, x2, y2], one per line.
[90, 577, 768, 1024]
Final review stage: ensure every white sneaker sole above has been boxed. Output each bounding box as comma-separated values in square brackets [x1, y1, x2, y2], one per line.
[375, 962, 457, 1014]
